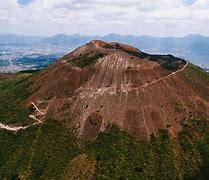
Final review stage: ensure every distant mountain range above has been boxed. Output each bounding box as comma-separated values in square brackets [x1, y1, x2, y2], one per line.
[0, 34, 45, 44]
[1, 33, 209, 54]
[1, 33, 209, 70]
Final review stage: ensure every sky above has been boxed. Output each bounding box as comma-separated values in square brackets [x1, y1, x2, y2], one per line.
[0, 0, 209, 37]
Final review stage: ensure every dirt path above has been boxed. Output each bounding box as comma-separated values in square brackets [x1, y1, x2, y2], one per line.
[0, 123, 27, 132]
[0, 61, 188, 132]
[0, 103, 42, 132]
[30, 102, 45, 115]
[0, 118, 42, 132]
[42, 62, 189, 103]
[123, 61, 188, 92]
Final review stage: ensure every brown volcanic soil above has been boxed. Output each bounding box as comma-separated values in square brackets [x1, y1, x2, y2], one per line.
[27, 40, 209, 139]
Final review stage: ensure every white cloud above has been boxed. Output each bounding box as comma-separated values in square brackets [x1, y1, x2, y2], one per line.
[0, 0, 209, 36]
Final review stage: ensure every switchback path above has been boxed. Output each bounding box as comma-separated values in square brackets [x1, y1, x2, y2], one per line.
[30, 102, 46, 115]
[0, 104, 42, 132]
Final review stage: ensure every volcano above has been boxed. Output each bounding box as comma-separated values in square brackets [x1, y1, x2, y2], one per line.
[1, 40, 209, 179]
[26, 40, 209, 139]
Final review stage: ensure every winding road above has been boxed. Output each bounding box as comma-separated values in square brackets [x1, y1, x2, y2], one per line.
[0, 103, 43, 132]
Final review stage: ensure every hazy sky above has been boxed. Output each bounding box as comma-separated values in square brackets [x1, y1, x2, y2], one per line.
[0, 0, 209, 37]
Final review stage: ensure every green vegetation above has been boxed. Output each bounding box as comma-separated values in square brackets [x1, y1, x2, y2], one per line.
[84, 126, 202, 179]
[0, 74, 34, 125]
[194, 135, 209, 179]
[65, 154, 96, 179]
[178, 116, 209, 179]
[0, 117, 209, 179]
[0, 119, 79, 180]
[69, 52, 105, 67]
[184, 64, 209, 98]
[0, 73, 81, 179]
[185, 64, 209, 83]
[1, 72, 209, 179]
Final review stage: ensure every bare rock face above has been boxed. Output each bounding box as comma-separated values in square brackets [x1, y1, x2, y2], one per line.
[27, 40, 209, 139]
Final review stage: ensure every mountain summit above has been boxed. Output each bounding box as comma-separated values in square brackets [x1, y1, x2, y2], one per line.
[1, 40, 209, 179]
[26, 40, 209, 139]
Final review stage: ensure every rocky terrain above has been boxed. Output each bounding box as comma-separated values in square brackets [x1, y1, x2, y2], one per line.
[27, 40, 208, 139]
[1, 40, 209, 179]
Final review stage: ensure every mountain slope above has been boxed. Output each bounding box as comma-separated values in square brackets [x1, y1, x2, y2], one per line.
[25, 40, 209, 139]
[1, 40, 209, 179]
